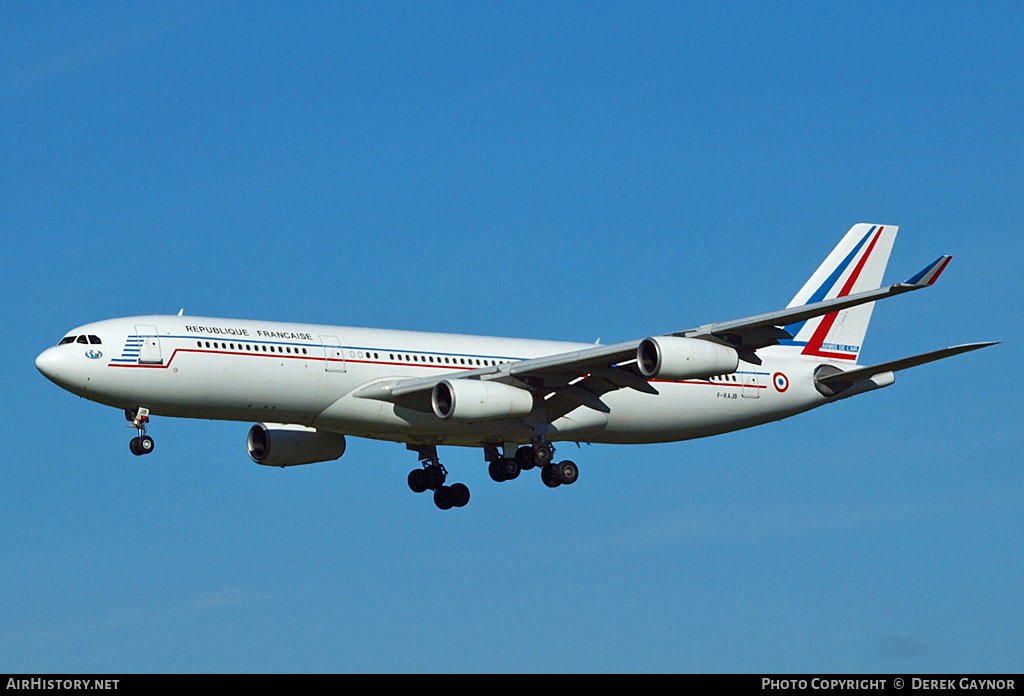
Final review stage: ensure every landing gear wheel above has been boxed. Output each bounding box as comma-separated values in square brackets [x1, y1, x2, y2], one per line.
[408, 468, 428, 493]
[534, 445, 553, 467]
[555, 460, 578, 485]
[489, 457, 520, 482]
[515, 446, 537, 470]
[449, 483, 470, 508]
[541, 466, 561, 488]
[129, 436, 154, 456]
[434, 486, 455, 510]
[488, 460, 503, 482]
[502, 458, 521, 480]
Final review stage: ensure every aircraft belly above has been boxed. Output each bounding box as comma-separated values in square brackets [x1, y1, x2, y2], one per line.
[594, 377, 820, 444]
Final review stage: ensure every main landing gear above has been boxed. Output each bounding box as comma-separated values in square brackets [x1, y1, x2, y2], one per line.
[406, 440, 580, 511]
[406, 445, 470, 510]
[486, 442, 579, 488]
[125, 407, 154, 456]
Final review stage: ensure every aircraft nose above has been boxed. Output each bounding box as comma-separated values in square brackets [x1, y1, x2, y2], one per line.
[35, 346, 63, 381]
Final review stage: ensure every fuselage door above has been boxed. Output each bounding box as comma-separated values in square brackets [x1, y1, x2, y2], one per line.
[135, 325, 163, 365]
[741, 371, 761, 398]
[320, 335, 346, 372]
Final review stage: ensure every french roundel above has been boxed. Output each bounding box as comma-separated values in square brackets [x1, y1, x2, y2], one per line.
[773, 372, 789, 392]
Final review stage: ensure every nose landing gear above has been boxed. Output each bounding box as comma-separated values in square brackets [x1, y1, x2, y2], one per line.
[126, 407, 154, 456]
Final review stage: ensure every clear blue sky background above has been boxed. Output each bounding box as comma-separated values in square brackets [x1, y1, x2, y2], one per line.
[2, 2, 1021, 673]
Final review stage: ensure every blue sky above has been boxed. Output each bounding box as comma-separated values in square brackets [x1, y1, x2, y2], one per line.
[2, 2, 1021, 673]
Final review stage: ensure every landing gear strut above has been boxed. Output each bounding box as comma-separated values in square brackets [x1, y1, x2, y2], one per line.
[406, 445, 470, 510]
[126, 407, 154, 456]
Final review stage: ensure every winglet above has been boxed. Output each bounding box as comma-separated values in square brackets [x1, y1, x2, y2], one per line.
[904, 255, 952, 286]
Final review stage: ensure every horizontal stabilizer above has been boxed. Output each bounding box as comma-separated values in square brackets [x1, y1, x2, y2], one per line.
[904, 255, 952, 287]
[815, 341, 998, 394]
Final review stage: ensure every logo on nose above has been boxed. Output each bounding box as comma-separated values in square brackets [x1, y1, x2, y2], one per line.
[85, 350, 103, 359]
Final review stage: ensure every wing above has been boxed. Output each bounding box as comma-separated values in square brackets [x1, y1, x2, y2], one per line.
[353, 255, 961, 417]
[674, 255, 952, 355]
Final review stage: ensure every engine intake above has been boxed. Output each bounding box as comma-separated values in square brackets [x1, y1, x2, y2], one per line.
[247, 423, 347, 467]
[431, 379, 534, 421]
[637, 336, 739, 381]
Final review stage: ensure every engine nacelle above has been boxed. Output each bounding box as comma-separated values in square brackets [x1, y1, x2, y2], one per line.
[431, 379, 534, 421]
[247, 423, 347, 467]
[636, 336, 739, 381]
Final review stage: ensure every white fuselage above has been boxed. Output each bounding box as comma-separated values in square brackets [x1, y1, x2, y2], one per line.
[36, 314, 859, 449]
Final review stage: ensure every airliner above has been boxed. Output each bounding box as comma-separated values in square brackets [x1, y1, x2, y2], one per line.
[36, 224, 994, 509]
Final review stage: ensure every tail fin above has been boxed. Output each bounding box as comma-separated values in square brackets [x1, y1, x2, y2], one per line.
[772, 224, 898, 363]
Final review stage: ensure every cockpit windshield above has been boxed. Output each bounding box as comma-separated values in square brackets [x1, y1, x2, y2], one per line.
[57, 335, 101, 346]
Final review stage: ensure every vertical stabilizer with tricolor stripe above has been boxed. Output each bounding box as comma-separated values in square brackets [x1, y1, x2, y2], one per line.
[766, 224, 898, 364]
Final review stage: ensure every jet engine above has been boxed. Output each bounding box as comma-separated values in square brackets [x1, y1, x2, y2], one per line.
[247, 423, 347, 467]
[431, 379, 534, 421]
[636, 336, 739, 381]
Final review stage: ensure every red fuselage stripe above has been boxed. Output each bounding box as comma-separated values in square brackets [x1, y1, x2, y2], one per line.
[109, 349, 769, 388]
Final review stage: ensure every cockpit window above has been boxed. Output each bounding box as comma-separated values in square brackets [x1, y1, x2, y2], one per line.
[58, 336, 77, 345]
[88, 335, 101, 344]
[77, 336, 88, 344]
